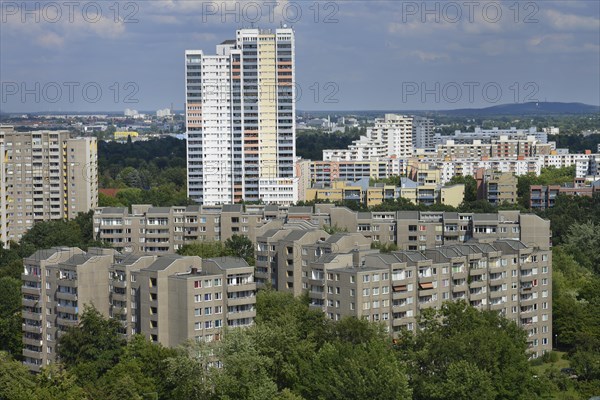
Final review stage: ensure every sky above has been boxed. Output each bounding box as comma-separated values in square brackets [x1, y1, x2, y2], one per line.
[1, 0, 599, 112]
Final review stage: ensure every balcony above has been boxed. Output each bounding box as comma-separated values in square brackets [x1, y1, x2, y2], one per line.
[56, 291, 78, 301]
[21, 285, 41, 296]
[227, 295, 255, 307]
[23, 333, 43, 346]
[56, 317, 78, 328]
[22, 348, 42, 359]
[22, 311, 42, 321]
[22, 323, 42, 334]
[22, 298, 40, 307]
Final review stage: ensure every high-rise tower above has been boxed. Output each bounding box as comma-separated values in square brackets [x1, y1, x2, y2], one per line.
[185, 28, 296, 205]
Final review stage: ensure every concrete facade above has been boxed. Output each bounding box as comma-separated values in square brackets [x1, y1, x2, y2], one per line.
[0, 127, 98, 244]
[22, 248, 256, 371]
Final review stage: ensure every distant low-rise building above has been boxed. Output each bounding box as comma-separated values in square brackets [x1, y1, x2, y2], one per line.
[114, 131, 139, 142]
[530, 178, 600, 210]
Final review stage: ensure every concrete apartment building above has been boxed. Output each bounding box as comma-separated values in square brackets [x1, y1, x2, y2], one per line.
[435, 127, 548, 145]
[0, 126, 98, 244]
[21, 247, 117, 371]
[323, 114, 414, 161]
[185, 28, 296, 205]
[475, 169, 519, 206]
[530, 178, 600, 210]
[255, 226, 552, 357]
[412, 116, 435, 150]
[95, 204, 551, 255]
[436, 136, 552, 160]
[22, 248, 256, 371]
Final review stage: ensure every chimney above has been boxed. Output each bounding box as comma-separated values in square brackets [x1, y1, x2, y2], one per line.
[352, 248, 360, 268]
[191, 267, 198, 274]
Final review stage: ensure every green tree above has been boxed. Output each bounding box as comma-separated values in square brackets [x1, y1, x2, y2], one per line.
[448, 175, 477, 202]
[398, 301, 540, 400]
[225, 234, 255, 265]
[0, 277, 23, 357]
[177, 241, 227, 258]
[162, 340, 216, 400]
[301, 335, 411, 400]
[214, 329, 279, 400]
[0, 352, 36, 400]
[57, 306, 126, 383]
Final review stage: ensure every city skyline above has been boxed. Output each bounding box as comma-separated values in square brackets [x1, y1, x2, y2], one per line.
[1, 1, 599, 113]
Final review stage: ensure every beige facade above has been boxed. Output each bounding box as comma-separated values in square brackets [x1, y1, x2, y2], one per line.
[476, 169, 519, 205]
[256, 229, 553, 358]
[22, 248, 256, 371]
[0, 126, 98, 243]
[439, 185, 465, 207]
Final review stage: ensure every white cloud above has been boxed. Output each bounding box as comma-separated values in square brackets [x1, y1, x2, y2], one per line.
[544, 9, 600, 31]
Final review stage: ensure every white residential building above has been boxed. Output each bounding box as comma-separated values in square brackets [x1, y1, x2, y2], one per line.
[323, 114, 413, 161]
[185, 28, 296, 205]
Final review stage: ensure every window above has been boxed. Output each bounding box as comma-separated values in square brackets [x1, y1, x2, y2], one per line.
[205, 321, 213, 329]
[373, 274, 380, 282]
[350, 276, 355, 283]
[204, 307, 212, 315]
[194, 295, 201, 303]
[194, 322, 201, 330]
[350, 289, 355, 297]
[382, 273, 389, 280]
[362, 275, 370, 283]
[204, 293, 212, 301]
[195, 308, 201, 316]
[194, 280, 201, 289]
[362, 288, 370, 296]
[382, 286, 389, 294]
[373, 287, 380, 296]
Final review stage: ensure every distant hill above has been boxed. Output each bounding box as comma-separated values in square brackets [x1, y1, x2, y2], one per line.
[436, 102, 600, 116]
[300, 102, 600, 118]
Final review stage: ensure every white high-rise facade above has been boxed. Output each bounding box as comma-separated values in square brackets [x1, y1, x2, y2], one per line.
[185, 28, 296, 205]
[323, 114, 413, 161]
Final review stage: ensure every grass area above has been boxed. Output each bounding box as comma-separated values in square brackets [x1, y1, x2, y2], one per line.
[531, 351, 571, 375]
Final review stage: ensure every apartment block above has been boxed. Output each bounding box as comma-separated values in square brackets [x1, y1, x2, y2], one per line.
[22, 248, 256, 371]
[323, 114, 413, 161]
[398, 178, 464, 207]
[96, 205, 551, 254]
[296, 158, 407, 190]
[185, 28, 296, 205]
[0, 126, 98, 244]
[475, 169, 518, 205]
[530, 178, 600, 210]
[94, 203, 292, 253]
[21, 247, 117, 371]
[255, 227, 552, 357]
[435, 127, 548, 145]
[412, 116, 435, 150]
